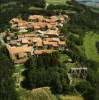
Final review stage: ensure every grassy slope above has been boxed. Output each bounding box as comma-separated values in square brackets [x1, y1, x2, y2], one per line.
[46, 0, 66, 4]
[83, 32, 99, 62]
[19, 87, 56, 100]
[59, 95, 84, 100]
[31, 87, 56, 100]
[20, 87, 84, 100]
[58, 53, 71, 63]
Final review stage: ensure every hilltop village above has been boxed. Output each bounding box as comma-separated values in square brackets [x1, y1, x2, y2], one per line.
[5, 15, 68, 64]
[1, 0, 99, 100]
[4, 13, 88, 84]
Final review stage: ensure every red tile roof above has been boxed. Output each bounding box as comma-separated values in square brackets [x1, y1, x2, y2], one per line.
[7, 45, 32, 54]
[44, 30, 59, 36]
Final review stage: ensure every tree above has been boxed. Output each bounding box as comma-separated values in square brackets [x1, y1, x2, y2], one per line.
[0, 0, 46, 24]
[83, 88, 99, 100]
[0, 48, 19, 100]
[18, 0, 46, 8]
[51, 72, 63, 94]
[75, 81, 92, 94]
[22, 53, 71, 94]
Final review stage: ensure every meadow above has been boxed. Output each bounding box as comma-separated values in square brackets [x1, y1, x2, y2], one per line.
[46, 0, 66, 4]
[83, 32, 99, 62]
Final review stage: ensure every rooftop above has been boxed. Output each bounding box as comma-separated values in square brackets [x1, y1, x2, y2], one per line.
[6, 14, 67, 64]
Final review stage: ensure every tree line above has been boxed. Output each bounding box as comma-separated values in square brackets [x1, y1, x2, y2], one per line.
[0, 46, 19, 100]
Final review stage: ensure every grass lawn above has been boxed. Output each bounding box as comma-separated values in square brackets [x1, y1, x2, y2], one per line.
[59, 53, 71, 63]
[46, 0, 66, 4]
[58, 95, 84, 100]
[83, 32, 99, 62]
[19, 87, 56, 100]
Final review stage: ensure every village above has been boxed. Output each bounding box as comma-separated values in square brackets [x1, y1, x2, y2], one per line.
[5, 14, 68, 64]
[2, 0, 98, 100]
[3, 13, 88, 84]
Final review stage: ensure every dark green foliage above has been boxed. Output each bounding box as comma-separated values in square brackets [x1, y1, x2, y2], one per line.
[25, 53, 61, 69]
[47, 4, 68, 10]
[19, 0, 46, 8]
[59, 1, 99, 99]
[78, 67, 99, 100]
[68, 34, 82, 45]
[0, 47, 19, 100]
[82, 84, 99, 100]
[51, 78, 63, 94]
[83, 88, 96, 100]
[0, 0, 46, 24]
[75, 81, 92, 94]
[87, 68, 99, 89]
[22, 53, 71, 94]
[75, 80, 99, 100]
[96, 42, 99, 53]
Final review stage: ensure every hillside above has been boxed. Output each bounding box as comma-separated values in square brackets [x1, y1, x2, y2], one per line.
[0, 0, 99, 100]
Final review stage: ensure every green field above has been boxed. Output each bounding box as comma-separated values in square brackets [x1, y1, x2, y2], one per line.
[83, 32, 99, 62]
[46, 0, 66, 4]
